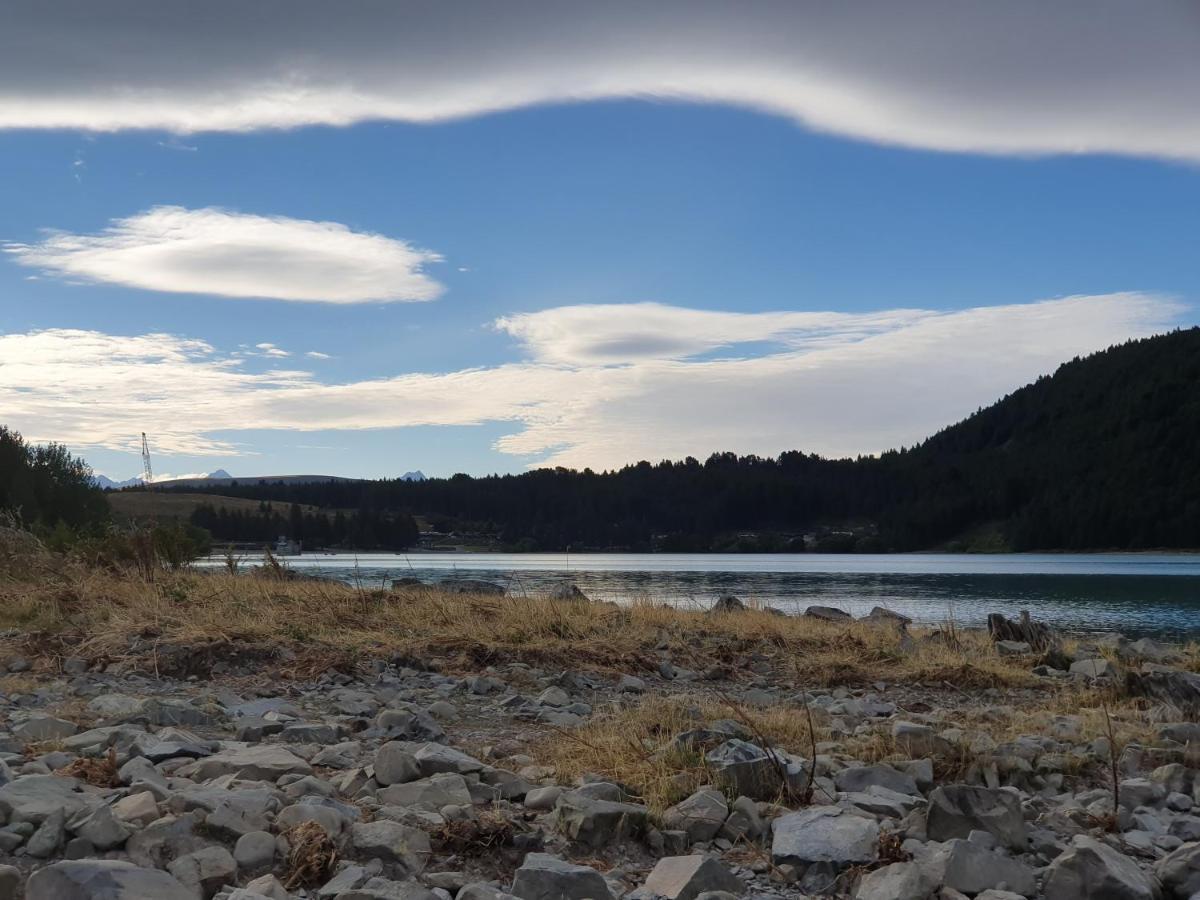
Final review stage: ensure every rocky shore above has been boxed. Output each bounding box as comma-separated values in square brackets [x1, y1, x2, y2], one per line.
[2, 584, 1200, 900]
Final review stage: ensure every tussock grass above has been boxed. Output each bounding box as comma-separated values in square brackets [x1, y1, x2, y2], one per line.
[0, 564, 1040, 688]
[544, 696, 826, 815]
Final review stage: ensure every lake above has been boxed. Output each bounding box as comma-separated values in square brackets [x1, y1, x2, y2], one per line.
[206, 551, 1200, 638]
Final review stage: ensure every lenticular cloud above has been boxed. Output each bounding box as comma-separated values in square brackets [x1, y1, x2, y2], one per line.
[4, 206, 443, 304]
[2, 2, 1199, 161]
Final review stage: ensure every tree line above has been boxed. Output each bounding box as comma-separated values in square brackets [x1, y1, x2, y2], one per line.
[163, 328, 1200, 552]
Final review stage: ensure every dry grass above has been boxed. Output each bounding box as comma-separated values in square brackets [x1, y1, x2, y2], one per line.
[282, 821, 338, 889]
[544, 696, 826, 815]
[0, 562, 1046, 689]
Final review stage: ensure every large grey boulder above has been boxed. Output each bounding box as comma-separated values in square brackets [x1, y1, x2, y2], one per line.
[772, 807, 879, 867]
[919, 839, 1037, 896]
[376, 773, 472, 810]
[26, 860, 194, 900]
[72, 804, 133, 850]
[642, 856, 743, 900]
[853, 861, 936, 900]
[1043, 834, 1157, 900]
[0, 775, 94, 824]
[925, 785, 1027, 849]
[374, 708, 446, 743]
[511, 853, 613, 900]
[705, 739, 803, 800]
[180, 744, 312, 781]
[13, 715, 78, 742]
[414, 742, 485, 776]
[805, 605, 851, 622]
[1158, 840, 1200, 898]
[350, 820, 431, 873]
[663, 788, 729, 842]
[555, 790, 648, 848]
[166, 846, 237, 900]
[835, 764, 919, 797]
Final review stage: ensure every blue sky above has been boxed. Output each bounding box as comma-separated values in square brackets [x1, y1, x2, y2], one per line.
[1, 3, 1197, 480]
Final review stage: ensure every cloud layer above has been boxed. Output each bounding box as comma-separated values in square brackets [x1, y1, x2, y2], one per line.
[0, 293, 1180, 470]
[4, 206, 443, 303]
[2, 2, 1198, 160]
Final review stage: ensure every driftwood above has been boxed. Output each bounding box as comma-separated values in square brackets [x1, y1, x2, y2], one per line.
[987, 610, 1060, 651]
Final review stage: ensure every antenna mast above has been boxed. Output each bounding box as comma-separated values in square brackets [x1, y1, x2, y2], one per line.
[140, 432, 154, 484]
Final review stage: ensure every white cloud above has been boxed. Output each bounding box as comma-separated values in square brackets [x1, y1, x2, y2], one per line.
[3, 206, 443, 304]
[1, 3, 1199, 160]
[496, 303, 929, 364]
[0, 293, 1181, 469]
[305, 351, 332, 360]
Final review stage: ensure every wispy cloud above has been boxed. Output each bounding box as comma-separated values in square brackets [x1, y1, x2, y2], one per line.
[0, 293, 1180, 469]
[4, 206, 444, 304]
[1, 4, 1198, 160]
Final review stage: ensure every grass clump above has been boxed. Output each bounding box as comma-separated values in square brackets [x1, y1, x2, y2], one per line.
[543, 696, 825, 815]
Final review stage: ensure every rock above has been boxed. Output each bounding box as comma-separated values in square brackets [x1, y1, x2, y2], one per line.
[1129, 669, 1200, 718]
[377, 773, 472, 810]
[375, 743, 421, 785]
[995, 640, 1032, 656]
[1158, 840, 1200, 897]
[440, 579, 505, 596]
[892, 721, 936, 757]
[26, 860, 194, 900]
[414, 743, 485, 776]
[921, 838, 1037, 896]
[710, 595, 746, 613]
[617, 675, 646, 693]
[13, 715, 78, 742]
[234, 830, 277, 873]
[524, 786, 562, 811]
[0, 774, 94, 823]
[182, 744, 312, 781]
[26, 807, 66, 858]
[772, 807, 879, 867]
[805, 605, 851, 622]
[663, 788, 729, 842]
[863, 606, 913, 626]
[374, 708, 446, 743]
[835, 764, 919, 797]
[926, 785, 1027, 849]
[705, 739, 799, 800]
[511, 853, 613, 900]
[1072, 658, 1119, 679]
[167, 845, 238, 900]
[112, 792, 160, 826]
[555, 790, 648, 848]
[853, 861, 936, 900]
[0, 866, 18, 900]
[1044, 834, 1157, 900]
[350, 820, 431, 873]
[550, 583, 589, 602]
[536, 687, 570, 708]
[642, 856, 743, 900]
[73, 804, 132, 850]
[138, 697, 218, 727]
[719, 795, 764, 842]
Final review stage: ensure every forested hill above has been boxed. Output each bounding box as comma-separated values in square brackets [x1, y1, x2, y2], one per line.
[161, 328, 1200, 552]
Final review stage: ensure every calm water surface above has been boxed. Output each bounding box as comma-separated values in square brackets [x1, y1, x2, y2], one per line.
[207, 552, 1200, 638]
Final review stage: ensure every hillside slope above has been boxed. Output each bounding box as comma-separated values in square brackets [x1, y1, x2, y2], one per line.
[162, 328, 1200, 552]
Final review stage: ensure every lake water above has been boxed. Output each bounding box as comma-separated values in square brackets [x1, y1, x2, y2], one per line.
[207, 552, 1200, 638]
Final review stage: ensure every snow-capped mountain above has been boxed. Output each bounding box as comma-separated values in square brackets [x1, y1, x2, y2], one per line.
[400, 471, 426, 481]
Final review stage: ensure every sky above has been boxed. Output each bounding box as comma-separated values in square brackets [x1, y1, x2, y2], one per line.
[1, 1, 1197, 480]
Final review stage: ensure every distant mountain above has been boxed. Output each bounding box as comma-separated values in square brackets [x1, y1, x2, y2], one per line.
[152, 473, 361, 488]
[93, 474, 143, 490]
[401, 471, 426, 481]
